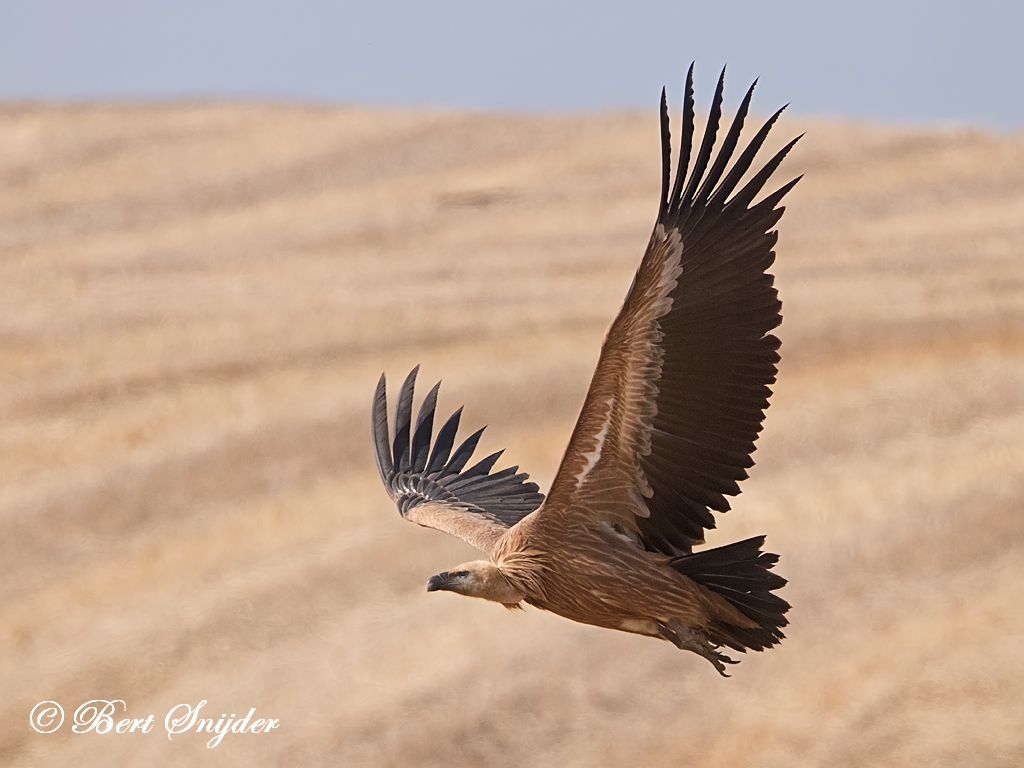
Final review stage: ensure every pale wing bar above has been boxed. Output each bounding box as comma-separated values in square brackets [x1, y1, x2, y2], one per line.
[372, 367, 545, 531]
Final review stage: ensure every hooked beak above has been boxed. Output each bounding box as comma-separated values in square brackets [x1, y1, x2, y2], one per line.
[426, 571, 450, 592]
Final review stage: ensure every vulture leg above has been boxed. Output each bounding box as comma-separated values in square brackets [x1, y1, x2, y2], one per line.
[660, 620, 739, 677]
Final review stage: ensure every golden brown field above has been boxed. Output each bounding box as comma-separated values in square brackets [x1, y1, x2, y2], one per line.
[1, 99, 1023, 766]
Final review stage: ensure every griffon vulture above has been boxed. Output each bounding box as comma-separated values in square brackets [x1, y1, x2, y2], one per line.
[372, 65, 798, 674]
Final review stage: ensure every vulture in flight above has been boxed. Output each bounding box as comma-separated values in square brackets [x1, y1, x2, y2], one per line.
[372, 65, 799, 675]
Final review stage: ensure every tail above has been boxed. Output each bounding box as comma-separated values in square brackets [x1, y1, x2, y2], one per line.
[671, 535, 790, 653]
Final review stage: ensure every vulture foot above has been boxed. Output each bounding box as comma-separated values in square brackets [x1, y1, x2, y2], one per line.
[662, 620, 739, 677]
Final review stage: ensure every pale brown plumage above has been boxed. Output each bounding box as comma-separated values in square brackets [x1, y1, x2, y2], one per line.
[372, 65, 798, 675]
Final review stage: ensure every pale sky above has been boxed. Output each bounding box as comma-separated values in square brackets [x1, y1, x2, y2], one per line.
[2, 0, 1022, 128]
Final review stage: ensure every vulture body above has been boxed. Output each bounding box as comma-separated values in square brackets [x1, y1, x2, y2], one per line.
[372, 65, 798, 674]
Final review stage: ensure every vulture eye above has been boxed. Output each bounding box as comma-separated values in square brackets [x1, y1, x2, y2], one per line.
[450, 570, 469, 579]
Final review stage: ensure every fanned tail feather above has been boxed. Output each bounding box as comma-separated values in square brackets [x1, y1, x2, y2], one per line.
[671, 535, 789, 652]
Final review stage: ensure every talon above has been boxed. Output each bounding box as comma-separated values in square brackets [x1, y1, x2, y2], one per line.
[662, 620, 741, 675]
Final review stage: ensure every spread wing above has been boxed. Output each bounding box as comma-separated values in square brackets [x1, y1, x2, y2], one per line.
[372, 366, 545, 555]
[538, 65, 801, 555]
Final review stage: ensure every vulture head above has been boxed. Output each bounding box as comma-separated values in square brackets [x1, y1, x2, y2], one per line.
[426, 560, 525, 609]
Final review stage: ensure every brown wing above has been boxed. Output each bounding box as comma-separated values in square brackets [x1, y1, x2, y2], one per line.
[372, 367, 545, 555]
[538, 65, 801, 555]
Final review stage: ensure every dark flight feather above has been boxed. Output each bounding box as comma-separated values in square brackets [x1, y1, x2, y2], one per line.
[668, 63, 695, 218]
[624, 67, 801, 557]
[392, 366, 418, 472]
[372, 368, 545, 528]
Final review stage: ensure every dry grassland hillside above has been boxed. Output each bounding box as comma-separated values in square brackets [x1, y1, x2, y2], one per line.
[1, 99, 1023, 766]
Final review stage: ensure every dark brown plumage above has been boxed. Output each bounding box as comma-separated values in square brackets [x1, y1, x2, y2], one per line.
[372, 65, 799, 674]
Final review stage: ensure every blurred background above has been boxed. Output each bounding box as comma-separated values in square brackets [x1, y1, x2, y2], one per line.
[2, 2, 1023, 765]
